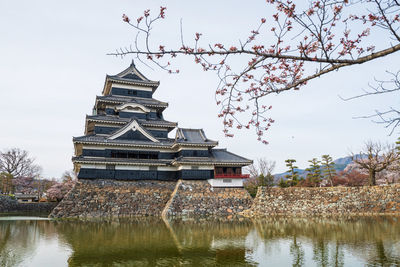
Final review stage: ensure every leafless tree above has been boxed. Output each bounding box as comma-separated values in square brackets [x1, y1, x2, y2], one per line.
[112, 1, 400, 142]
[247, 158, 276, 178]
[245, 158, 276, 195]
[351, 141, 398, 185]
[0, 148, 42, 178]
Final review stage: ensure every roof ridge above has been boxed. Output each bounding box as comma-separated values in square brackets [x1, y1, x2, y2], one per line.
[114, 63, 150, 81]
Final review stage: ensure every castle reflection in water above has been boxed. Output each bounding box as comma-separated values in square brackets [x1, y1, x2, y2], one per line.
[0, 216, 400, 266]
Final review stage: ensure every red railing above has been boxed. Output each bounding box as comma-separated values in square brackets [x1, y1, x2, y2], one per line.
[214, 173, 250, 179]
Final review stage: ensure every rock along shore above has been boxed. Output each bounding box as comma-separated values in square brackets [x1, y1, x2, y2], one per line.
[48, 180, 400, 219]
[0, 195, 57, 214]
[244, 184, 400, 217]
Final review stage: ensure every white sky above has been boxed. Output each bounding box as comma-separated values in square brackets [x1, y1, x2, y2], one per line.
[0, 0, 398, 178]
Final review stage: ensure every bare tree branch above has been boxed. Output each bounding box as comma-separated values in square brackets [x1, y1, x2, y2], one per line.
[343, 71, 400, 134]
[351, 140, 398, 185]
[0, 148, 42, 178]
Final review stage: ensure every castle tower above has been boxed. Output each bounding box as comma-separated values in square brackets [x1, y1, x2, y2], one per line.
[72, 63, 252, 187]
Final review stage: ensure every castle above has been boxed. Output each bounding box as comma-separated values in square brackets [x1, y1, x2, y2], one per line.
[72, 62, 252, 187]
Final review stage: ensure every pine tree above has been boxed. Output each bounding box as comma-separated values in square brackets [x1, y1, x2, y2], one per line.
[278, 178, 289, 188]
[285, 159, 299, 186]
[321, 155, 336, 187]
[305, 158, 322, 187]
[258, 172, 275, 187]
[258, 173, 266, 186]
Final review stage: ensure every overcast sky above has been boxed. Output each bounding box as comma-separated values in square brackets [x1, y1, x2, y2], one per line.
[0, 0, 398, 178]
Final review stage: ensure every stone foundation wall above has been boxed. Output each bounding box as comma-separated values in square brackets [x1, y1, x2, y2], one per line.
[163, 180, 253, 217]
[50, 179, 176, 218]
[0, 195, 17, 212]
[245, 184, 400, 217]
[0, 195, 57, 214]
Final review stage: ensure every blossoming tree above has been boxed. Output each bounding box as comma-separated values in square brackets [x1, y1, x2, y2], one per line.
[111, 1, 400, 142]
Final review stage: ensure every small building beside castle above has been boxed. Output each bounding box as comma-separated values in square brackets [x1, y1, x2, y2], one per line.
[72, 62, 252, 187]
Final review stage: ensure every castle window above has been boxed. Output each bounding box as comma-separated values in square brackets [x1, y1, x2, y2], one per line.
[215, 167, 223, 174]
[106, 164, 115, 170]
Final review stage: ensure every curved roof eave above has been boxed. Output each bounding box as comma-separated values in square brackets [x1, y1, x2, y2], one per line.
[102, 76, 160, 96]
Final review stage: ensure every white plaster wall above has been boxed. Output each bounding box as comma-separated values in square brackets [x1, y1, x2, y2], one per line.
[177, 147, 209, 151]
[81, 164, 106, 169]
[177, 165, 214, 170]
[114, 165, 150, 170]
[207, 178, 243, 187]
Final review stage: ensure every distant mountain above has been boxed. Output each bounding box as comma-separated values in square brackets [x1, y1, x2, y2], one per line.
[333, 156, 353, 171]
[274, 156, 354, 181]
[333, 156, 353, 166]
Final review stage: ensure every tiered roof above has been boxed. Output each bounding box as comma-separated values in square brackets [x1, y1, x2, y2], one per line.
[86, 115, 177, 128]
[96, 95, 168, 109]
[172, 149, 252, 166]
[73, 63, 252, 170]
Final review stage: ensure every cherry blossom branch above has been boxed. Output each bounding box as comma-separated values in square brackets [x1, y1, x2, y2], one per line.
[110, 1, 400, 143]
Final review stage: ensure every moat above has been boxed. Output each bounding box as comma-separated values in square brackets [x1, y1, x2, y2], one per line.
[1, 215, 399, 266]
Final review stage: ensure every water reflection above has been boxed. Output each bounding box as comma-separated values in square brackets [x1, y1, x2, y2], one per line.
[0, 216, 399, 266]
[252, 217, 400, 266]
[0, 218, 69, 266]
[56, 218, 255, 266]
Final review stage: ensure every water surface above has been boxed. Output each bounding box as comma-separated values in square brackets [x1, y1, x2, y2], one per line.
[0, 216, 399, 266]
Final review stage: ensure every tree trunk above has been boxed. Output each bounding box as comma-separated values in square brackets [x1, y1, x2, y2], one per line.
[369, 169, 376, 186]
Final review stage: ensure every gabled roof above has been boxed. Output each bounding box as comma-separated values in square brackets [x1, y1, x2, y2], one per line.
[176, 128, 210, 142]
[108, 119, 159, 143]
[115, 103, 151, 113]
[113, 60, 154, 82]
[102, 62, 160, 95]
[174, 128, 218, 147]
